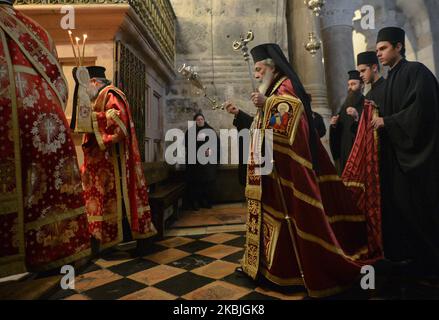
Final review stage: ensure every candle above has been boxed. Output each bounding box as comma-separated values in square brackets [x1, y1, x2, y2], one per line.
[81, 34, 87, 65]
[75, 37, 81, 65]
[68, 30, 78, 67]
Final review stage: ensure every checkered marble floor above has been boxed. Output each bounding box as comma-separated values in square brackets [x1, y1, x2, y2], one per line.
[47, 231, 308, 300]
[44, 230, 439, 300]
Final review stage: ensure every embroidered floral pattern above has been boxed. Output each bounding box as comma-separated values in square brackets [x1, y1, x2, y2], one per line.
[21, 84, 40, 109]
[31, 113, 66, 155]
[53, 157, 82, 195]
[24, 163, 47, 208]
[35, 219, 79, 248]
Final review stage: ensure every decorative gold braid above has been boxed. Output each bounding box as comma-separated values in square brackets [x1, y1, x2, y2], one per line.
[0, 8, 67, 110]
[268, 76, 288, 96]
[91, 112, 105, 151]
[0, 27, 26, 275]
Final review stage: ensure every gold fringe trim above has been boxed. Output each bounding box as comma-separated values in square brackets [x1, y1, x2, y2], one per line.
[273, 143, 313, 170]
[270, 175, 324, 210]
[1, 26, 26, 275]
[245, 184, 262, 201]
[317, 175, 342, 183]
[13, 65, 37, 75]
[119, 143, 131, 226]
[139, 205, 151, 213]
[268, 76, 288, 96]
[87, 213, 117, 222]
[91, 112, 106, 151]
[260, 265, 304, 286]
[270, 172, 362, 225]
[262, 204, 285, 220]
[292, 217, 369, 261]
[327, 214, 366, 223]
[263, 205, 368, 261]
[112, 145, 124, 247]
[343, 181, 366, 191]
[25, 207, 86, 232]
[107, 110, 128, 138]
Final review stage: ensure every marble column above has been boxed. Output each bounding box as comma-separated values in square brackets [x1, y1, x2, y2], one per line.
[286, 0, 331, 148]
[320, 0, 361, 115]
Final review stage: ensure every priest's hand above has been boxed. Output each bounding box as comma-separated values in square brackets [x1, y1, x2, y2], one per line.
[225, 101, 239, 115]
[106, 109, 121, 128]
[346, 107, 359, 122]
[251, 92, 266, 108]
[330, 115, 340, 127]
[371, 116, 384, 130]
[110, 127, 126, 144]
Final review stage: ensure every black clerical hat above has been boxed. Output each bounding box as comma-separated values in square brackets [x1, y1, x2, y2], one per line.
[348, 70, 361, 81]
[249, 42, 320, 172]
[376, 27, 405, 44]
[86, 66, 107, 79]
[250, 43, 276, 63]
[357, 51, 379, 66]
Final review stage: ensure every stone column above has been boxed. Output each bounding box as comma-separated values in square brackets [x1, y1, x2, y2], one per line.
[353, 3, 399, 52]
[286, 0, 331, 147]
[320, 0, 361, 114]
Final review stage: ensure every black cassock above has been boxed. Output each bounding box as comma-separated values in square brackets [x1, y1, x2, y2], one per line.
[184, 124, 220, 207]
[312, 111, 327, 138]
[366, 76, 386, 113]
[349, 77, 386, 137]
[233, 110, 254, 186]
[329, 91, 365, 175]
[380, 59, 439, 276]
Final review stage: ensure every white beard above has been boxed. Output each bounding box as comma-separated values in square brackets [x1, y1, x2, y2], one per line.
[258, 69, 274, 96]
[86, 84, 99, 101]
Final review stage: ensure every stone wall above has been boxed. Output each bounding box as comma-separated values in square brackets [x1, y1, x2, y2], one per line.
[165, 0, 439, 177]
[167, 0, 288, 134]
[352, 0, 437, 76]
